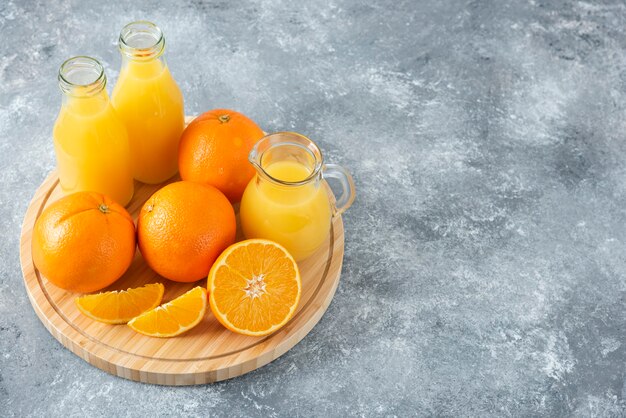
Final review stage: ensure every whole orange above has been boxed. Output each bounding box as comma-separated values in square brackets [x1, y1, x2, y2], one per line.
[178, 109, 264, 202]
[137, 181, 236, 283]
[31, 192, 136, 293]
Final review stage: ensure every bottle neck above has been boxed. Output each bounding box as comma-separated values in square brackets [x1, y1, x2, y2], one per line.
[58, 56, 111, 115]
[120, 54, 167, 78]
[118, 21, 167, 79]
[119, 21, 165, 62]
[58, 56, 107, 98]
[61, 89, 109, 114]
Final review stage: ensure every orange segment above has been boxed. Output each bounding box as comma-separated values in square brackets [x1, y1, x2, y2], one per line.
[127, 287, 207, 337]
[75, 283, 164, 324]
[208, 239, 301, 336]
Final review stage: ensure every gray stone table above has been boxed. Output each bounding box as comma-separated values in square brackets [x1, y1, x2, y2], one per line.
[2, 0, 626, 416]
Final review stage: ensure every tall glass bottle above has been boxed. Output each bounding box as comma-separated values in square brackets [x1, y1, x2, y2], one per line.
[53, 56, 134, 206]
[111, 21, 185, 184]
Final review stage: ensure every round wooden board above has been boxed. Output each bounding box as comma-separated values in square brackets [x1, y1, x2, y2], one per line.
[18, 131, 344, 386]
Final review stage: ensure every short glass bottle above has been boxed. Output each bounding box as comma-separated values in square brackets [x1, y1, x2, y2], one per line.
[53, 56, 134, 206]
[111, 21, 185, 184]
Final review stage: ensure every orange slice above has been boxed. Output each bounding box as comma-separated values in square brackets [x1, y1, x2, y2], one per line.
[208, 239, 301, 336]
[127, 286, 207, 337]
[75, 283, 164, 324]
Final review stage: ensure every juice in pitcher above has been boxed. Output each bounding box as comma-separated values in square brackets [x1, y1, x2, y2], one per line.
[241, 160, 332, 260]
[111, 21, 184, 184]
[240, 132, 355, 261]
[53, 56, 134, 206]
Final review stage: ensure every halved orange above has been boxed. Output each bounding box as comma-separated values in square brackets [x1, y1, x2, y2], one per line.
[75, 283, 164, 324]
[127, 286, 207, 337]
[208, 239, 302, 336]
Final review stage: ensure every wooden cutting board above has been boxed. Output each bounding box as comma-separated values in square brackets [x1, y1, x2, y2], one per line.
[18, 122, 345, 385]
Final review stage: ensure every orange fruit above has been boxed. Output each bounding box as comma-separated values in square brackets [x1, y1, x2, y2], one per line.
[32, 192, 136, 293]
[75, 283, 164, 324]
[128, 286, 207, 337]
[178, 109, 264, 202]
[137, 181, 236, 283]
[208, 239, 301, 336]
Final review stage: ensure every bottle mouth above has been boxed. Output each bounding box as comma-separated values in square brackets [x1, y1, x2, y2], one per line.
[58, 56, 106, 96]
[119, 20, 165, 61]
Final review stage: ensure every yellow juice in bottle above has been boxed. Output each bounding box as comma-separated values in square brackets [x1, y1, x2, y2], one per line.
[240, 160, 332, 261]
[111, 21, 184, 184]
[53, 57, 134, 206]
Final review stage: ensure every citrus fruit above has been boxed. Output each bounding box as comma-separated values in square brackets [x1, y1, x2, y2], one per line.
[137, 181, 236, 283]
[75, 283, 164, 324]
[31, 192, 136, 293]
[178, 109, 264, 202]
[128, 286, 207, 337]
[208, 239, 301, 336]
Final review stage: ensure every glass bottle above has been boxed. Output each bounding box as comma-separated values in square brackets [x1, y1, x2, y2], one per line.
[111, 21, 185, 184]
[53, 56, 134, 206]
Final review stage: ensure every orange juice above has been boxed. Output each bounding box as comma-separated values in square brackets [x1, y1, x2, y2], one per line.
[53, 57, 134, 206]
[240, 160, 332, 261]
[111, 21, 184, 184]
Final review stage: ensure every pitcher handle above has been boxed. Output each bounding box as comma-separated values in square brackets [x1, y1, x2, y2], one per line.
[323, 164, 356, 217]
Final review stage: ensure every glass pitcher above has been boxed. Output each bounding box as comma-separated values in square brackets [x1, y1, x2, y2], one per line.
[240, 132, 355, 261]
[53, 56, 134, 206]
[111, 21, 184, 184]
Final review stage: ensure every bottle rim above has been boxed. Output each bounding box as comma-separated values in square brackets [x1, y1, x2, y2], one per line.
[119, 20, 165, 61]
[58, 56, 106, 97]
[249, 132, 325, 187]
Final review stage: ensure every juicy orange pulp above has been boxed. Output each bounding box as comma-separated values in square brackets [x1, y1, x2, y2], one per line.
[128, 286, 207, 337]
[208, 239, 301, 336]
[75, 283, 164, 324]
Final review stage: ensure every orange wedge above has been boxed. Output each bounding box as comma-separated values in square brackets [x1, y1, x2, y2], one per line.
[75, 283, 164, 324]
[208, 239, 301, 336]
[128, 286, 207, 337]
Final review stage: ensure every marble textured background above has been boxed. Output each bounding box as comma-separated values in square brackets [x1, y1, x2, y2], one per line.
[2, 0, 626, 416]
